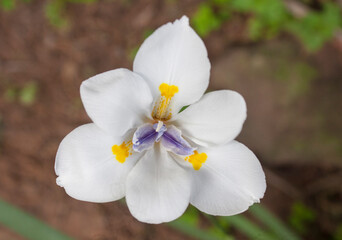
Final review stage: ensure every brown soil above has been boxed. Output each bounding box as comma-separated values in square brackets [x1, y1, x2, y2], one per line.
[0, 0, 341, 239]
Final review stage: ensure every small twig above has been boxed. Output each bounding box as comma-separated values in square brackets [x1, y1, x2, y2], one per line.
[283, 0, 309, 18]
[305, 172, 342, 195]
[264, 167, 302, 200]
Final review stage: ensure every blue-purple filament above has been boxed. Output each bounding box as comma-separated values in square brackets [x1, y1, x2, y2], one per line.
[132, 123, 195, 156]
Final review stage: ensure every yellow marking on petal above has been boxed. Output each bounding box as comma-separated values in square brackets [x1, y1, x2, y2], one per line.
[185, 150, 207, 170]
[159, 83, 179, 98]
[152, 83, 179, 121]
[112, 141, 133, 163]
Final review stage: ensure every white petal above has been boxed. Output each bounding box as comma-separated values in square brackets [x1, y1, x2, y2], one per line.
[80, 68, 153, 137]
[190, 141, 266, 216]
[173, 90, 247, 146]
[55, 124, 140, 203]
[133, 16, 210, 116]
[126, 145, 191, 223]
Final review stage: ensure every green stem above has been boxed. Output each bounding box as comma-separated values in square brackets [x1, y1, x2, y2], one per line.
[0, 198, 73, 240]
[249, 205, 301, 240]
[223, 215, 276, 240]
[205, 214, 229, 236]
[168, 218, 223, 240]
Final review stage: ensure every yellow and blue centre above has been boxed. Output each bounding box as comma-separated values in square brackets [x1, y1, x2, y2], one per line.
[112, 83, 207, 170]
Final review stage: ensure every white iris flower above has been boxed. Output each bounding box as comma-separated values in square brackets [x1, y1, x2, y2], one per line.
[55, 16, 266, 224]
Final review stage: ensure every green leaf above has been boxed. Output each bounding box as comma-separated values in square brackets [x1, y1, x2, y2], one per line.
[287, 2, 342, 51]
[207, 226, 233, 240]
[250, 204, 301, 240]
[179, 206, 199, 225]
[205, 215, 233, 240]
[19, 82, 38, 106]
[168, 207, 232, 240]
[0, 0, 15, 11]
[192, 3, 227, 37]
[248, 18, 263, 40]
[289, 202, 316, 235]
[143, 29, 154, 39]
[45, 0, 69, 28]
[128, 46, 139, 61]
[222, 214, 276, 240]
[179, 105, 189, 113]
[168, 219, 225, 240]
[334, 224, 342, 240]
[0, 199, 73, 240]
[230, 0, 253, 11]
[239, 0, 290, 40]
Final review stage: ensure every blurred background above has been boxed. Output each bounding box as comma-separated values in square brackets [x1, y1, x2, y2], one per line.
[0, 0, 342, 239]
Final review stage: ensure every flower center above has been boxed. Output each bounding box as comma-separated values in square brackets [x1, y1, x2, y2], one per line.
[111, 82, 208, 170]
[131, 122, 195, 156]
[152, 83, 179, 121]
[112, 124, 208, 170]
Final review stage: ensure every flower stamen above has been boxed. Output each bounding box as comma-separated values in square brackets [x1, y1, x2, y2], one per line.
[112, 141, 133, 163]
[152, 83, 178, 121]
[185, 150, 207, 170]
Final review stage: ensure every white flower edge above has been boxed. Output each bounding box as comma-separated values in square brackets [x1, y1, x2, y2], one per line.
[56, 125, 266, 222]
[189, 140, 266, 216]
[55, 15, 266, 224]
[125, 145, 191, 224]
[55, 123, 140, 203]
[80, 68, 153, 137]
[134, 16, 211, 116]
[172, 90, 247, 147]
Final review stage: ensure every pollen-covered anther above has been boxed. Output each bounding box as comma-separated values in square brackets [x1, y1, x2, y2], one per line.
[112, 141, 133, 163]
[159, 83, 179, 98]
[186, 150, 207, 170]
[152, 83, 179, 120]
